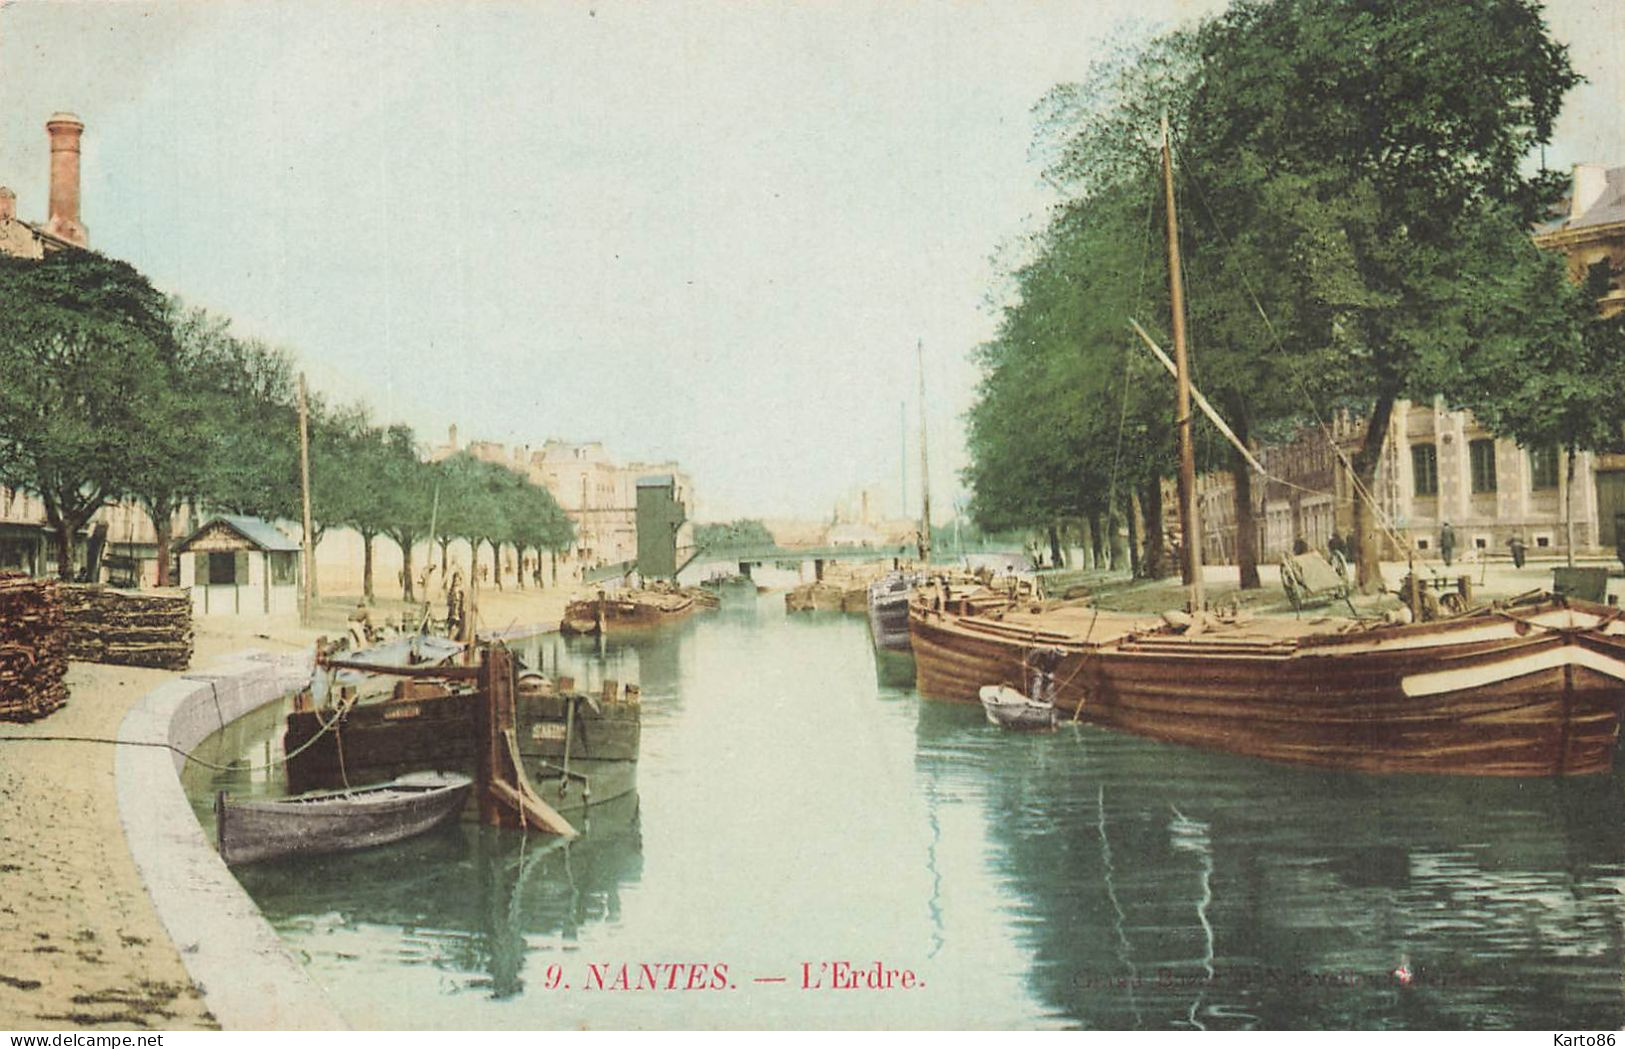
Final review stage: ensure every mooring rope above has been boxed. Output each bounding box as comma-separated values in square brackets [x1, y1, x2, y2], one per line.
[0, 670, 356, 773]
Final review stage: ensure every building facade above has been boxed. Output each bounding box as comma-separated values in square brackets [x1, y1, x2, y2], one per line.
[430, 427, 696, 579]
[1188, 163, 1623, 569]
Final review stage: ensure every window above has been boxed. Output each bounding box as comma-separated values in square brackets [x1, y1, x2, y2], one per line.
[1529, 446, 1560, 490]
[1470, 439, 1498, 493]
[1411, 443, 1438, 496]
[207, 551, 238, 585]
[270, 550, 298, 586]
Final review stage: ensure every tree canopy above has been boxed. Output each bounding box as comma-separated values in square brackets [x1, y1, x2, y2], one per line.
[966, 0, 1594, 591]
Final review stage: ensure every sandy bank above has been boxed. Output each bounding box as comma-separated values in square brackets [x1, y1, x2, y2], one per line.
[0, 581, 582, 1029]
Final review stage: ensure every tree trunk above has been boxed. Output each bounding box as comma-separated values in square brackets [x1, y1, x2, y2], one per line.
[151, 502, 174, 588]
[1565, 443, 1577, 569]
[440, 538, 449, 575]
[43, 494, 98, 582]
[1231, 448, 1261, 590]
[1140, 480, 1168, 580]
[399, 537, 416, 602]
[489, 540, 503, 590]
[1350, 396, 1396, 593]
[1047, 524, 1063, 570]
[1126, 492, 1142, 577]
[550, 550, 559, 587]
[52, 521, 75, 581]
[362, 531, 375, 603]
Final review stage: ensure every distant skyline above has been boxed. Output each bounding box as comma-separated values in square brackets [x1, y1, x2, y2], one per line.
[1, 1, 1619, 521]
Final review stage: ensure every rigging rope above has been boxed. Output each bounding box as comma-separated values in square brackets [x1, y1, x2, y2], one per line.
[1167, 132, 1417, 560]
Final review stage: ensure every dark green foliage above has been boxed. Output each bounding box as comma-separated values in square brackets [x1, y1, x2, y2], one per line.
[0, 251, 173, 578]
[694, 519, 775, 551]
[968, 0, 1588, 592]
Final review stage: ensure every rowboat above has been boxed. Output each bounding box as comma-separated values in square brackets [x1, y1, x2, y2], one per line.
[214, 771, 473, 866]
[911, 591, 1625, 776]
[978, 684, 1057, 730]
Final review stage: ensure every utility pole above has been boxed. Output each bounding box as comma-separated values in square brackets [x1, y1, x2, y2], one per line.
[297, 373, 315, 626]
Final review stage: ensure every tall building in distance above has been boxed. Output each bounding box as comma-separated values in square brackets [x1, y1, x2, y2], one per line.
[429, 427, 695, 579]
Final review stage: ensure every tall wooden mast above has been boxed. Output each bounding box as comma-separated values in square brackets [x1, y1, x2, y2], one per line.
[1162, 114, 1203, 612]
[917, 339, 932, 563]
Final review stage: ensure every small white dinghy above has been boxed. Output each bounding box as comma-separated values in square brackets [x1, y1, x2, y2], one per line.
[978, 685, 1057, 731]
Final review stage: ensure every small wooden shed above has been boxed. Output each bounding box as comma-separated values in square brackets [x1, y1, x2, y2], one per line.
[176, 515, 300, 616]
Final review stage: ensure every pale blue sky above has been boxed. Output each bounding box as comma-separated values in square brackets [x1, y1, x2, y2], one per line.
[1, 1, 1619, 520]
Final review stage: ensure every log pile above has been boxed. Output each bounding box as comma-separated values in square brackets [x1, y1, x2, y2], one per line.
[0, 574, 69, 722]
[60, 584, 193, 670]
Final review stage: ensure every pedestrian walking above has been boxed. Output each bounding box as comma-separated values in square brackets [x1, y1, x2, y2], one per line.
[1507, 535, 1527, 569]
[1439, 522, 1456, 567]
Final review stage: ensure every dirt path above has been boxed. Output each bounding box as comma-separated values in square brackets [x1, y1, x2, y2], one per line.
[0, 583, 581, 1030]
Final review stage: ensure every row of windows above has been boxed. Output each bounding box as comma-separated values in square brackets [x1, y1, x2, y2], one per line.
[1410, 442, 1560, 497]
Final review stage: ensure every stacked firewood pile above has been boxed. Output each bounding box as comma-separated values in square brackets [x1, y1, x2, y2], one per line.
[60, 584, 193, 671]
[0, 574, 69, 722]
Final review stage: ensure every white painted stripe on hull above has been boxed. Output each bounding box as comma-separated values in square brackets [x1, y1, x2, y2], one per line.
[1401, 645, 1625, 698]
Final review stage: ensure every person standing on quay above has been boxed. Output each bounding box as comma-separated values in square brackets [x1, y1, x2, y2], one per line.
[1508, 535, 1527, 569]
[1440, 522, 1456, 567]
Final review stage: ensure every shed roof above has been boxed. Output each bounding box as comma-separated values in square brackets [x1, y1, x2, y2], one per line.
[177, 515, 301, 553]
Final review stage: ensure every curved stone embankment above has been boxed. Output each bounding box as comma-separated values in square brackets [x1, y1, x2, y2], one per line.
[115, 650, 348, 1030]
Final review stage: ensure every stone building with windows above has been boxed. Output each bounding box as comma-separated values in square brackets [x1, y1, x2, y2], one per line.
[428, 426, 696, 579]
[1189, 163, 1621, 569]
[1536, 163, 1625, 550]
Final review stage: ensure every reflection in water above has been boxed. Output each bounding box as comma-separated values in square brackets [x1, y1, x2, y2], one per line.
[235, 793, 643, 1001]
[914, 699, 1625, 1029]
[184, 591, 1625, 1028]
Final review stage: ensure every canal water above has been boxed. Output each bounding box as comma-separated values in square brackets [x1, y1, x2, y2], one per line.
[182, 588, 1625, 1030]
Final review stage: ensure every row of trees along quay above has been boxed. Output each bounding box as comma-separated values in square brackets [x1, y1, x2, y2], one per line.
[0, 249, 575, 600]
[965, 0, 1625, 593]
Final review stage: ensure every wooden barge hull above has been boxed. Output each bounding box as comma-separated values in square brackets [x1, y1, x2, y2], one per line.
[560, 595, 698, 635]
[867, 591, 913, 651]
[910, 601, 1625, 777]
[283, 690, 639, 813]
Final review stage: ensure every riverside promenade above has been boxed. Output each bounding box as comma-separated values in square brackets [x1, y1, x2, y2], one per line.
[0, 584, 581, 1030]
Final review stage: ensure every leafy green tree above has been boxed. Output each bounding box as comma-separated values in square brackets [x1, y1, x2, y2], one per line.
[1178, 0, 1580, 588]
[504, 479, 572, 589]
[194, 335, 301, 524]
[125, 301, 221, 586]
[694, 519, 775, 551]
[0, 251, 172, 580]
[1462, 259, 1625, 564]
[377, 427, 437, 602]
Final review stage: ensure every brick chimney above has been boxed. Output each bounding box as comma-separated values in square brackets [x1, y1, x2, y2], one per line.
[1571, 163, 1608, 224]
[0, 187, 15, 223]
[45, 112, 87, 247]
